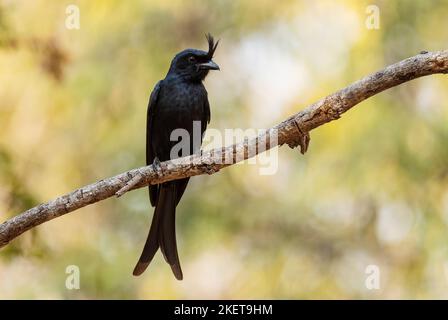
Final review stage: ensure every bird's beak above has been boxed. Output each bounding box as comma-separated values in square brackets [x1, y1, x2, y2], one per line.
[198, 60, 220, 71]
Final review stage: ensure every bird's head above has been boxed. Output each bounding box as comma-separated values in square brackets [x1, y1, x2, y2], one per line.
[167, 33, 220, 82]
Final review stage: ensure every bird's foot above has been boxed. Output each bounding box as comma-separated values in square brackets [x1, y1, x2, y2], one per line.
[201, 158, 219, 175]
[205, 164, 219, 175]
[287, 118, 310, 155]
[153, 157, 163, 177]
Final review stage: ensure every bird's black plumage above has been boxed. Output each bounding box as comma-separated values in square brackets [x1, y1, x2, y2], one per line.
[133, 34, 219, 280]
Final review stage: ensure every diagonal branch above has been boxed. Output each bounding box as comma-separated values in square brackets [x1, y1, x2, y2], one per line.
[1, 50, 447, 248]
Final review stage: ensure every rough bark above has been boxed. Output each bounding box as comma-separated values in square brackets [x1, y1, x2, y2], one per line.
[1, 50, 447, 248]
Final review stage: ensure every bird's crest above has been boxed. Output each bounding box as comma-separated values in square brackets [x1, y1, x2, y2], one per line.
[206, 33, 219, 60]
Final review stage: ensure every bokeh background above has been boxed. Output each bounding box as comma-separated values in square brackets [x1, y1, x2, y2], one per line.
[1, 0, 448, 299]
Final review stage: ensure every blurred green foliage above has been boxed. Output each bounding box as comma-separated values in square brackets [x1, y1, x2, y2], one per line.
[0, 0, 448, 299]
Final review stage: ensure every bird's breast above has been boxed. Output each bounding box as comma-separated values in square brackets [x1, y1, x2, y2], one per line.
[159, 82, 206, 115]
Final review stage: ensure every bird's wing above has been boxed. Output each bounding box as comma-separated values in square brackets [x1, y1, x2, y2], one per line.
[147, 80, 163, 207]
[203, 92, 211, 129]
[174, 95, 211, 204]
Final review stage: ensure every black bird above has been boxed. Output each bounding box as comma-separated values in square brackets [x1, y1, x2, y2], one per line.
[133, 34, 220, 280]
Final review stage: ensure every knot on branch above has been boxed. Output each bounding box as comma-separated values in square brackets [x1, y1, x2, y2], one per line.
[287, 117, 310, 154]
[116, 170, 144, 197]
[324, 95, 345, 121]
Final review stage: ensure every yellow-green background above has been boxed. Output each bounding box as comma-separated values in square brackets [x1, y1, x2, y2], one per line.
[1, 0, 448, 299]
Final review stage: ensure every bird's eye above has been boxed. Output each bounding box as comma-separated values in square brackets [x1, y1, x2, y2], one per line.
[188, 56, 196, 63]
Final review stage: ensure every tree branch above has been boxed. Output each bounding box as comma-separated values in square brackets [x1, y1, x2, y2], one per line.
[1, 50, 447, 248]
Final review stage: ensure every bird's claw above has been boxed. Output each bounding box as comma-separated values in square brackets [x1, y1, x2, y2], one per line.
[205, 164, 219, 175]
[153, 157, 163, 177]
[201, 159, 219, 175]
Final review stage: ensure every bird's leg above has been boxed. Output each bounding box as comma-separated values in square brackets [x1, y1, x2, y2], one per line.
[153, 157, 163, 177]
[287, 118, 310, 155]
